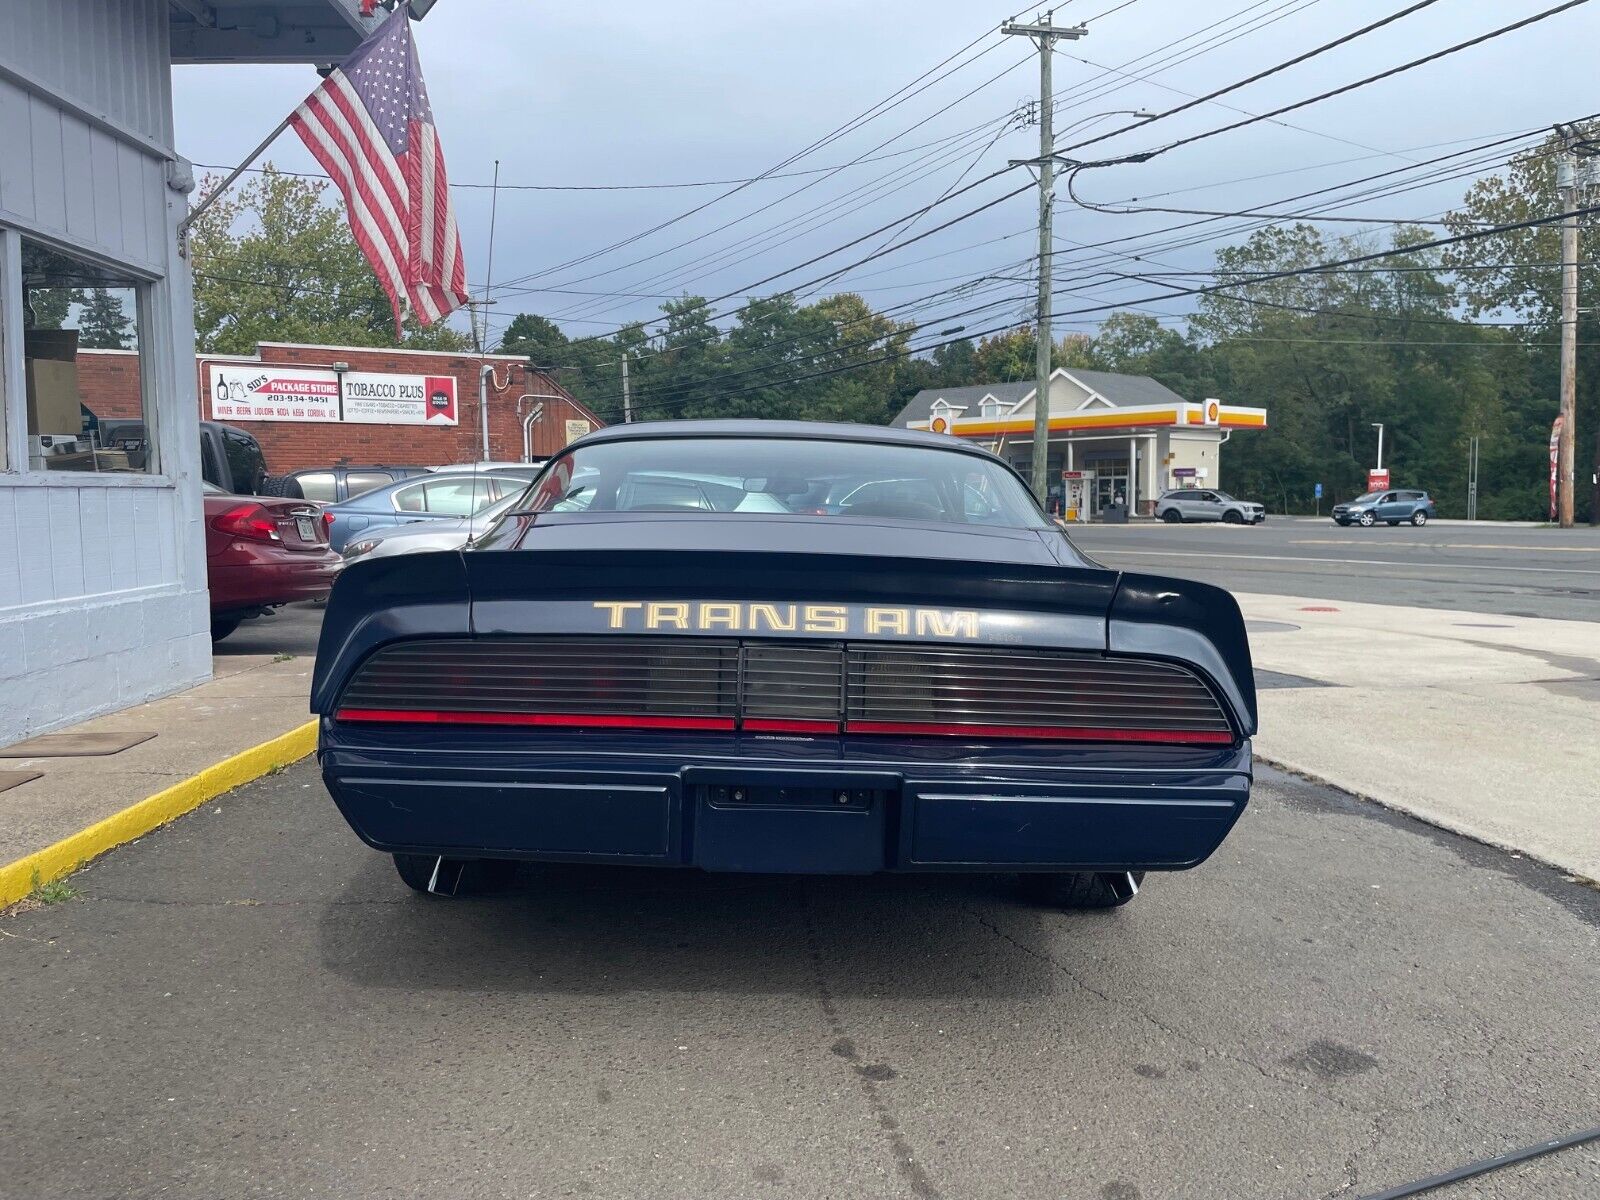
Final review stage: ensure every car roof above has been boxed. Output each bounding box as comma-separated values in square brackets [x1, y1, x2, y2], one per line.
[332, 468, 528, 505]
[568, 419, 1012, 466]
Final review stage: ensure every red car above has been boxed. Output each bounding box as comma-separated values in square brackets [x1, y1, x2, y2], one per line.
[203, 483, 340, 641]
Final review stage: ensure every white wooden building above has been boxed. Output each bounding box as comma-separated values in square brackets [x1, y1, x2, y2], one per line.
[0, 0, 376, 745]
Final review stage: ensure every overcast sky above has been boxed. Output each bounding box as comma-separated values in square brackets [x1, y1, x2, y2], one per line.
[172, 0, 1598, 350]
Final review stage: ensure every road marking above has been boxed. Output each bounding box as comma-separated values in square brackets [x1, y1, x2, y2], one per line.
[1289, 539, 1600, 553]
[1088, 549, 1600, 576]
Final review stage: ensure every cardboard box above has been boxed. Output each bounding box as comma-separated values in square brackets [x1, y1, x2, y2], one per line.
[24, 328, 83, 436]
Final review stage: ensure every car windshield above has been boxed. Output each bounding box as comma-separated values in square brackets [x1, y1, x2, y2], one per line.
[1349, 491, 1385, 503]
[515, 436, 1049, 528]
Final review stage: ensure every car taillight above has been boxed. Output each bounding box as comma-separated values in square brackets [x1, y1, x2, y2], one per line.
[323, 511, 336, 528]
[212, 503, 281, 543]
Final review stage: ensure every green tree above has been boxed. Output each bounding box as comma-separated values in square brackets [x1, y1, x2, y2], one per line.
[1445, 131, 1598, 521]
[77, 288, 132, 349]
[190, 163, 471, 355]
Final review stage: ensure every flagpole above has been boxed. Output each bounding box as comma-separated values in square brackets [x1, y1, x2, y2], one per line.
[177, 112, 297, 236]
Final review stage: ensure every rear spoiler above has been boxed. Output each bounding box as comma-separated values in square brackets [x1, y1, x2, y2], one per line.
[313, 552, 1257, 739]
[1109, 572, 1257, 736]
[311, 550, 470, 714]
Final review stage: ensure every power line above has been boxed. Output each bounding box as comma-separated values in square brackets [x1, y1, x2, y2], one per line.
[541, 0, 1343, 326]
[499, 26, 1025, 289]
[188, 129, 1013, 192]
[532, 112, 1028, 324]
[522, 0, 1344, 325]
[1067, 0, 1594, 170]
[613, 199, 1600, 417]
[1057, 0, 1448, 160]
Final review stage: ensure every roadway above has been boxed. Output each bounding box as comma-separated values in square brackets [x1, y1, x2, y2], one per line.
[211, 519, 1600, 671]
[1069, 518, 1600, 622]
[2, 760, 1596, 1199]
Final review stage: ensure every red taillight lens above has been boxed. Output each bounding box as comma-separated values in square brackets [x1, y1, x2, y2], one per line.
[211, 503, 281, 543]
[323, 511, 335, 528]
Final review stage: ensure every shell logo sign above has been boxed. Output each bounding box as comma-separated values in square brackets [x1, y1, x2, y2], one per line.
[930, 416, 949, 434]
[1203, 399, 1221, 426]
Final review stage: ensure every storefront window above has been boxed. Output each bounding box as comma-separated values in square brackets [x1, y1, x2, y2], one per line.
[20, 238, 151, 473]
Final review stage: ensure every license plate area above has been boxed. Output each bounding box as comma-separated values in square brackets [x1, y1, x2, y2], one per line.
[685, 768, 900, 874]
[704, 782, 878, 812]
[295, 516, 317, 541]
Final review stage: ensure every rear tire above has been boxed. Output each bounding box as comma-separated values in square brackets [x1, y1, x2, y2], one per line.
[210, 617, 241, 642]
[1160, 509, 1183, 523]
[392, 853, 515, 896]
[1411, 510, 1429, 526]
[1019, 871, 1145, 910]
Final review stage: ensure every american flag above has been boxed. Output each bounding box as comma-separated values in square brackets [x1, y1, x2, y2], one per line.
[289, 8, 469, 332]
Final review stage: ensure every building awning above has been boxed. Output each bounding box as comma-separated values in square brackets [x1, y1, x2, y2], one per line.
[169, 1, 380, 64]
[910, 401, 1268, 438]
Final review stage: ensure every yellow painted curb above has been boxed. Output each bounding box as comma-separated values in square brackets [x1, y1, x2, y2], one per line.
[0, 719, 318, 908]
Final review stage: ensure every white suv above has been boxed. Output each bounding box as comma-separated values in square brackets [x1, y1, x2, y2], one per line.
[1155, 488, 1266, 524]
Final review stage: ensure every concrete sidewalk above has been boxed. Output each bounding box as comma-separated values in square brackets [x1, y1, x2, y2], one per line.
[1241, 592, 1600, 882]
[0, 654, 315, 905]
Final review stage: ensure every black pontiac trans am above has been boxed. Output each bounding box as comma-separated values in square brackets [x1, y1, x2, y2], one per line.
[311, 421, 1255, 909]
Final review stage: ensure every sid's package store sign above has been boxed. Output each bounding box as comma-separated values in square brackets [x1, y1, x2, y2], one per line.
[208, 365, 459, 426]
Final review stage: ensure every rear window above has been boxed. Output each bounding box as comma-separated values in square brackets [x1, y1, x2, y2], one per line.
[518, 436, 1048, 529]
[293, 471, 337, 502]
[345, 470, 395, 498]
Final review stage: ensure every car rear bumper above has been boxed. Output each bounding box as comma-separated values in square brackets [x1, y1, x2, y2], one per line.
[320, 723, 1252, 874]
[210, 550, 340, 614]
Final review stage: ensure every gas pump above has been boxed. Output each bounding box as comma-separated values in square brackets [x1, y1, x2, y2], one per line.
[1060, 470, 1096, 522]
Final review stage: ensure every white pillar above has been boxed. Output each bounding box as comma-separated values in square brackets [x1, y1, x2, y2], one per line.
[1065, 438, 1073, 471]
[1128, 436, 1137, 511]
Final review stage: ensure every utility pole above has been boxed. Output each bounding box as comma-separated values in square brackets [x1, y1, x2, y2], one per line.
[1004, 13, 1086, 504]
[1558, 124, 1600, 525]
[1556, 136, 1578, 528]
[620, 351, 634, 423]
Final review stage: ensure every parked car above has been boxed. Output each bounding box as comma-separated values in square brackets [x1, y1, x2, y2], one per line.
[201, 481, 340, 641]
[314, 420, 1255, 905]
[1331, 489, 1436, 527]
[96, 419, 270, 494]
[340, 491, 525, 564]
[267, 463, 433, 504]
[1155, 488, 1266, 524]
[321, 467, 538, 553]
[429, 459, 547, 473]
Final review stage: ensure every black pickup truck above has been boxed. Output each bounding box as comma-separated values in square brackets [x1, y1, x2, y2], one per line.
[95, 419, 270, 494]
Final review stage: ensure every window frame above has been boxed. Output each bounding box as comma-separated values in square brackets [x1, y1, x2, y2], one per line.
[1, 223, 165, 485]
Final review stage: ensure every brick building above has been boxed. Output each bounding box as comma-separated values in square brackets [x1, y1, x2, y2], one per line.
[78, 341, 602, 475]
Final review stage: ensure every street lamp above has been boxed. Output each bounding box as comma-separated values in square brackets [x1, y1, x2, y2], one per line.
[1371, 422, 1385, 471]
[1054, 108, 1158, 138]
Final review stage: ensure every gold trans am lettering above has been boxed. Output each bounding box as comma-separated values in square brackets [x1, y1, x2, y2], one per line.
[591, 601, 980, 638]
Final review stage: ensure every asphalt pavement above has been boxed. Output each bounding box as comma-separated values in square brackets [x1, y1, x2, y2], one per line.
[1068, 519, 1600, 622]
[212, 599, 327, 659]
[2, 760, 1596, 1199]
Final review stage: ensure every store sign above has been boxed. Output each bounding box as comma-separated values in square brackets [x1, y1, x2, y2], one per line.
[563, 418, 593, 445]
[207, 364, 458, 426]
[1368, 468, 1390, 491]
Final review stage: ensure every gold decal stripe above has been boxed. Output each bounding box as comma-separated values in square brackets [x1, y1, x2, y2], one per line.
[589, 601, 982, 638]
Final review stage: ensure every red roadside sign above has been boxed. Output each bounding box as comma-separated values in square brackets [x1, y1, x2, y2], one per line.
[1367, 468, 1390, 491]
[1549, 415, 1563, 519]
